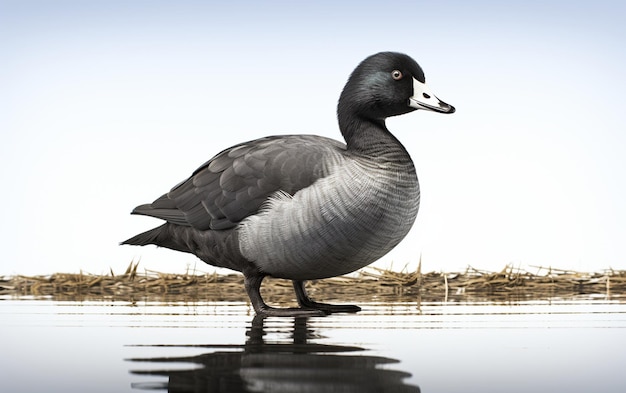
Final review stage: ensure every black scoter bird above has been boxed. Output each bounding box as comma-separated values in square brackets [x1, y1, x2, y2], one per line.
[122, 52, 455, 316]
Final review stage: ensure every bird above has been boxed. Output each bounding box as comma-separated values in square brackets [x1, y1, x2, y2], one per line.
[122, 52, 455, 317]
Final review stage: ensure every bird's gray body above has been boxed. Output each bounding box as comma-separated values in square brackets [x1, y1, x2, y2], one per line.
[238, 137, 419, 280]
[129, 134, 419, 280]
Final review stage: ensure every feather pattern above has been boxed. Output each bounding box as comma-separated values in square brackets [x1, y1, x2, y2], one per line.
[131, 135, 343, 230]
[238, 145, 419, 280]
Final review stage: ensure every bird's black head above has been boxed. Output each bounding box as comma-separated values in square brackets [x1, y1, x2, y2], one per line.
[338, 52, 455, 124]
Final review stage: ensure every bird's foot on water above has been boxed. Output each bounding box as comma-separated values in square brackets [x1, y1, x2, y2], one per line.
[257, 306, 329, 317]
[299, 300, 362, 314]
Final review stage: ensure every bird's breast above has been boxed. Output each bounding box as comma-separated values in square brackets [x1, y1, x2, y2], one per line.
[238, 158, 420, 280]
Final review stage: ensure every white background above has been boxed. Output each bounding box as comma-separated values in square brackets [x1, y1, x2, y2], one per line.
[2, 1, 625, 275]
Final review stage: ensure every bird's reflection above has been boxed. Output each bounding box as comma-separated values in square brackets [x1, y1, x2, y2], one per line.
[128, 316, 420, 392]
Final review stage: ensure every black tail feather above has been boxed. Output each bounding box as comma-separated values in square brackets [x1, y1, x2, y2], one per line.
[121, 223, 194, 254]
[120, 224, 167, 247]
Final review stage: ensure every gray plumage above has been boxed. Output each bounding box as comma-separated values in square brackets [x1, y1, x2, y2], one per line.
[122, 52, 455, 316]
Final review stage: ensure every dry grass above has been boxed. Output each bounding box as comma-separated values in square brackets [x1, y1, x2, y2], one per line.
[2, 261, 625, 304]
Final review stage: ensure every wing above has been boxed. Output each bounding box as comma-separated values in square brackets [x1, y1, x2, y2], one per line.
[131, 135, 345, 230]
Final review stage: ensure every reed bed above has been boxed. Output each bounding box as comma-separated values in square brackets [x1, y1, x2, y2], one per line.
[2, 262, 625, 304]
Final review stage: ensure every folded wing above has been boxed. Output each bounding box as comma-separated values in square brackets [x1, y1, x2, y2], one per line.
[131, 135, 345, 230]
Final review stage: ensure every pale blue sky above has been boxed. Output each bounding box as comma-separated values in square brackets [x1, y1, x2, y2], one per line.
[1, 0, 625, 275]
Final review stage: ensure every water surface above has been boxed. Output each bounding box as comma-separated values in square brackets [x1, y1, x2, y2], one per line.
[2, 298, 625, 392]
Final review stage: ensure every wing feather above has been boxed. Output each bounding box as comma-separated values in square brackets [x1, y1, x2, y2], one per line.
[130, 135, 345, 230]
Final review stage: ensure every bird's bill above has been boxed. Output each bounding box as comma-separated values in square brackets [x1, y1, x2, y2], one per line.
[408, 78, 455, 114]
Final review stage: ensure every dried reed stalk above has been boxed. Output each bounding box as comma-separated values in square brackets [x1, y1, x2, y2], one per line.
[1, 262, 624, 304]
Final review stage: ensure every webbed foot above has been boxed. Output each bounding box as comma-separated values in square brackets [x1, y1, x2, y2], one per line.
[293, 280, 361, 314]
[256, 305, 328, 317]
[244, 272, 329, 317]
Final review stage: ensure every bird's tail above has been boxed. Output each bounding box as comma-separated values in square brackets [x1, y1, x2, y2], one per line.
[121, 223, 243, 272]
[120, 222, 194, 254]
[120, 224, 168, 247]
[121, 223, 193, 254]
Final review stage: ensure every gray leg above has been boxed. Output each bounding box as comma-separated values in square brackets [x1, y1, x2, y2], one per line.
[244, 273, 327, 317]
[292, 280, 361, 313]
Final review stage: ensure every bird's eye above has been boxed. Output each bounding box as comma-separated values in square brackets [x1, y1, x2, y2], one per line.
[391, 70, 403, 80]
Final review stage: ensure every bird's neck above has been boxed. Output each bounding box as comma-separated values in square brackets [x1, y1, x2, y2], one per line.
[339, 112, 411, 161]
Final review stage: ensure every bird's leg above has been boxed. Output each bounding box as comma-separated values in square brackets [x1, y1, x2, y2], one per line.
[292, 280, 361, 313]
[243, 273, 327, 317]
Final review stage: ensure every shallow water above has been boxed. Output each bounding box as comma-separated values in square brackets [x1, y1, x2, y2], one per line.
[1, 297, 625, 392]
